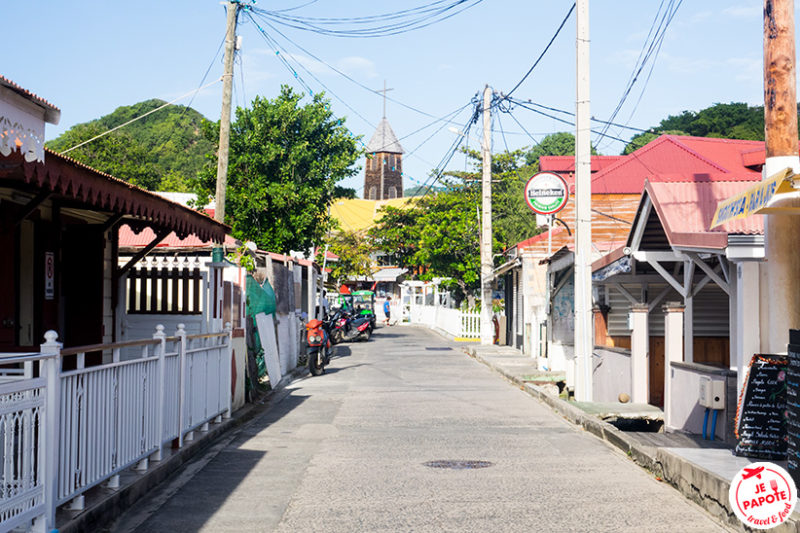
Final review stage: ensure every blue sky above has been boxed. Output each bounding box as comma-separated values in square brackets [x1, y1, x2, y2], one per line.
[3, 1, 771, 193]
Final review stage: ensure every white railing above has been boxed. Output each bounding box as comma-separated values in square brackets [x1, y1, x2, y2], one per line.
[0, 350, 59, 533]
[0, 324, 232, 532]
[407, 305, 481, 339]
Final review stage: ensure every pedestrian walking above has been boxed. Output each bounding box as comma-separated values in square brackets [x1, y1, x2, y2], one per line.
[383, 297, 392, 326]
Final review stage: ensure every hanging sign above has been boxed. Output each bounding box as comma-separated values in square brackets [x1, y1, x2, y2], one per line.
[523, 172, 569, 215]
[44, 252, 55, 300]
[711, 168, 797, 228]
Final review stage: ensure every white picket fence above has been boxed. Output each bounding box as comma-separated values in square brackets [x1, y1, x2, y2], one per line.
[0, 324, 232, 532]
[408, 305, 481, 339]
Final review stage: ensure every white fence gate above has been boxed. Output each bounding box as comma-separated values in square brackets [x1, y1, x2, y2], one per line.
[0, 324, 232, 532]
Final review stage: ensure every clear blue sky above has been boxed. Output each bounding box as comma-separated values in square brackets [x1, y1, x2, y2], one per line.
[3, 1, 773, 194]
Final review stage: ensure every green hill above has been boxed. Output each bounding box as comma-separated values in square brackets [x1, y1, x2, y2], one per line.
[46, 99, 215, 191]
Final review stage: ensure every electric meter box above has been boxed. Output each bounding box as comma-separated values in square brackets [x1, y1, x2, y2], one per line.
[698, 377, 725, 409]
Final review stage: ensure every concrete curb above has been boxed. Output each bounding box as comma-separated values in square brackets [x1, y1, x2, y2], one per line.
[464, 346, 800, 533]
[59, 365, 309, 533]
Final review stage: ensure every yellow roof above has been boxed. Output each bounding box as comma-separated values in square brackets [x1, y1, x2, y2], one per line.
[330, 197, 416, 233]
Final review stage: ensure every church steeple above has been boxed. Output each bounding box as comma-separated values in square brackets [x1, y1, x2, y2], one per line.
[364, 87, 404, 200]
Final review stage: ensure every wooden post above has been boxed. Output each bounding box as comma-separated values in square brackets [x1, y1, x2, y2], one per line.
[763, 0, 800, 353]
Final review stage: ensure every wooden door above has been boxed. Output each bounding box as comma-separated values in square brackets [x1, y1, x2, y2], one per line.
[649, 336, 665, 407]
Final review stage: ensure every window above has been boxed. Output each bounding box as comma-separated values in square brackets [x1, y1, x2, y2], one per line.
[369, 186, 377, 200]
[388, 187, 397, 199]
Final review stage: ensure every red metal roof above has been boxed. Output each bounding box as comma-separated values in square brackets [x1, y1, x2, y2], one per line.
[119, 224, 238, 249]
[587, 135, 763, 194]
[539, 155, 625, 173]
[644, 179, 763, 250]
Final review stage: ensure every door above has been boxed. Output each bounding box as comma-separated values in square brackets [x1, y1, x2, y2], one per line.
[0, 218, 16, 348]
[61, 225, 104, 354]
[649, 336, 665, 407]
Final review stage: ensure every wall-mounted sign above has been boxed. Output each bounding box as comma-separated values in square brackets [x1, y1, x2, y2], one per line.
[523, 172, 569, 215]
[44, 252, 54, 300]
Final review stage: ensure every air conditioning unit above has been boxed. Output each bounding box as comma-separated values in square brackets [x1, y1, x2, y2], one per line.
[699, 377, 725, 409]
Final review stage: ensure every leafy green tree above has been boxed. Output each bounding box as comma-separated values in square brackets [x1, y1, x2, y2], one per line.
[47, 99, 214, 191]
[194, 86, 361, 254]
[368, 205, 422, 268]
[413, 185, 484, 306]
[322, 229, 374, 283]
[46, 123, 161, 189]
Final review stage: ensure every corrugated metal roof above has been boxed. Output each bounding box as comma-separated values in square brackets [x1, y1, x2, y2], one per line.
[587, 135, 763, 194]
[645, 180, 763, 250]
[365, 118, 404, 154]
[119, 224, 238, 249]
[539, 155, 625, 173]
[330, 197, 416, 232]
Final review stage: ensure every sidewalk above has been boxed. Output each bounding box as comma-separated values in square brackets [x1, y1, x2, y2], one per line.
[463, 343, 800, 533]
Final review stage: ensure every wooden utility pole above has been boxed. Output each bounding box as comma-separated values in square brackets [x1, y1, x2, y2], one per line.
[763, 0, 800, 353]
[214, 1, 239, 224]
[480, 85, 494, 345]
[574, 0, 592, 400]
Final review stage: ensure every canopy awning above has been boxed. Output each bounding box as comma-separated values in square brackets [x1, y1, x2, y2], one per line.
[2, 149, 229, 243]
[711, 168, 800, 228]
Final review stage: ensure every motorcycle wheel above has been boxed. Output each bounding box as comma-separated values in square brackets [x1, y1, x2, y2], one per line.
[309, 351, 325, 376]
[332, 330, 343, 345]
[362, 328, 371, 342]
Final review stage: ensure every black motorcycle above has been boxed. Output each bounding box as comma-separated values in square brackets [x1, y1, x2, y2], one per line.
[330, 309, 372, 343]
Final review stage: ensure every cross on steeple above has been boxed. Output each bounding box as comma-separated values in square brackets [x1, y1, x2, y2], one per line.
[376, 80, 393, 118]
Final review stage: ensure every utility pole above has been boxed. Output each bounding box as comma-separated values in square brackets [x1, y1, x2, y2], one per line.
[763, 0, 800, 353]
[573, 0, 592, 401]
[214, 1, 239, 225]
[481, 85, 494, 346]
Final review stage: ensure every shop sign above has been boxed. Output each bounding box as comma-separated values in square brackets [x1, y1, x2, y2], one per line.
[524, 172, 568, 215]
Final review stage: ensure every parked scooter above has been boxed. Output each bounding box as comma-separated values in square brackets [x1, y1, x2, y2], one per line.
[330, 308, 372, 343]
[306, 317, 333, 376]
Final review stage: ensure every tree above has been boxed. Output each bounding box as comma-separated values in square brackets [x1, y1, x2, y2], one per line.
[47, 99, 214, 191]
[414, 185, 484, 306]
[193, 86, 361, 254]
[322, 229, 374, 283]
[368, 205, 422, 268]
[46, 123, 161, 189]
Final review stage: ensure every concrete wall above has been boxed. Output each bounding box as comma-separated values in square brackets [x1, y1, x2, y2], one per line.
[668, 361, 737, 444]
[548, 342, 573, 372]
[593, 347, 632, 403]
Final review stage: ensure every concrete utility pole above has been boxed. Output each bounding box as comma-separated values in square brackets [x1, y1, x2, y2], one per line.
[763, 0, 800, 353]
[481, 85, 494, 346]
[214, 1, 239, 224]
[573, 0, 593, 400]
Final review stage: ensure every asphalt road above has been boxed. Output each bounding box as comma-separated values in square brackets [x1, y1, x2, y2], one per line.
[108, 326, 729, 532]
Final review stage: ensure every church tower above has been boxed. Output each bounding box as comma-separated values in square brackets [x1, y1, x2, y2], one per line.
[364, 118, 404, 200]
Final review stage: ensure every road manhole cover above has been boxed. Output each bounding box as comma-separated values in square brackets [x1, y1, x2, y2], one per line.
[425, 347, 453, 351]
[423, 460, 494, 470]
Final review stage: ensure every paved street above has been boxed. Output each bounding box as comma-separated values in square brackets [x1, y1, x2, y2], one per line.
[108, 326, 729, 533]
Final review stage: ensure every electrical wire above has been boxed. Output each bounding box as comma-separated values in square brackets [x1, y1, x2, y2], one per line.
[60, 78, 223, 155]
[251, 0, 486, 39]
[505, 3, 576, 99]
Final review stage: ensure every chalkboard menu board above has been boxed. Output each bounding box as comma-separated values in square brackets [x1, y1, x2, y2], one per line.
[734, 353, 788, 460]
[786, 330, 800, 488]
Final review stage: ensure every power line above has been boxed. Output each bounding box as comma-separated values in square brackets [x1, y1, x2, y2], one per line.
[505, 3, 576, 99]
[60, 78, 223, 155]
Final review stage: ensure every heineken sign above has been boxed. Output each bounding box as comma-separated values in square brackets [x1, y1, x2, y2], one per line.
[524, 172, 568, 215]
